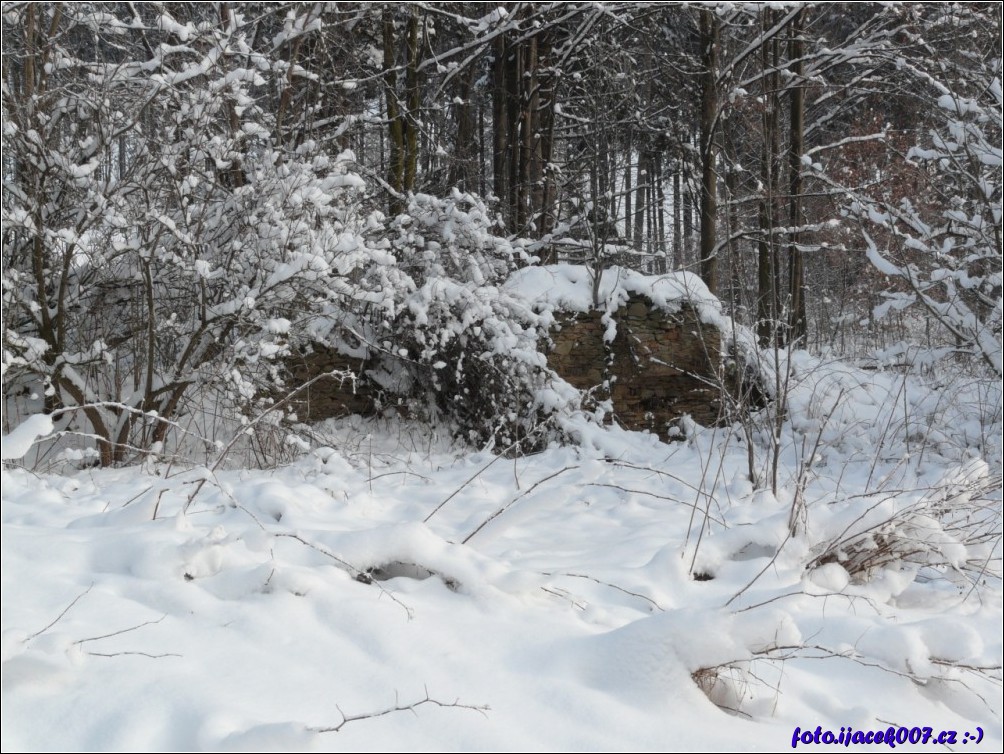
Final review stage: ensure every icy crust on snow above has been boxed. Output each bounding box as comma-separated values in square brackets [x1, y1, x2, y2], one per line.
[505, 264, 725, 327]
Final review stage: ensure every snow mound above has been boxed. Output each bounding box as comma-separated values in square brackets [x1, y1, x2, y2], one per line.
[1, 413, 54, 461]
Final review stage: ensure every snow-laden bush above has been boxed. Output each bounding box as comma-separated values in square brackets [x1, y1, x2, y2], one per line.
[0, 6, 580, 467]
[351, 192, 577, 451]
[0, 5, 381, 466]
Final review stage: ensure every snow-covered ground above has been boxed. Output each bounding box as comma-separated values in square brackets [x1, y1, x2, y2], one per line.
[2, 361, 1001, 751]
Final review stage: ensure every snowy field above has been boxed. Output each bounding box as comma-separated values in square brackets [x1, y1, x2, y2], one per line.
[2, 359, 1001, 752]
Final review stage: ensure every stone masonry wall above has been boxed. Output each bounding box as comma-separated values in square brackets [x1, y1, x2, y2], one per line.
[283, 296, 726, 436]
[282, 345, 378, 422]
[548, 295, 723, 435]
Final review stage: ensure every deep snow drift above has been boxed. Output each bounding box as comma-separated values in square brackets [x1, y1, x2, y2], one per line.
[2, 358, 1001, 752]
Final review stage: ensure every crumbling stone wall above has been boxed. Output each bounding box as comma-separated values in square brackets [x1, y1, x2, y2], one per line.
[548, 295, 723, 435]
[282, 345, 378, 422]
[282, 296, 728, 436]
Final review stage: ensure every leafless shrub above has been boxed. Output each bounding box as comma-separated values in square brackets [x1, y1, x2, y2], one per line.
[808, 463, 1002, 588]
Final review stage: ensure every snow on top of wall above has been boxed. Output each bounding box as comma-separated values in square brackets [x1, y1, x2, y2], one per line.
[505, 264, 724, 326]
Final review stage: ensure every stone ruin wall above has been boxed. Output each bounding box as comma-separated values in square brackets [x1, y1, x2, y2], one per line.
[284, 295, 725, 436]
[547, 295, 723, 435]
[282, 346, 377, 423]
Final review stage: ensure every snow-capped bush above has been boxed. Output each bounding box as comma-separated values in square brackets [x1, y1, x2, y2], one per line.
[0, 7, 579, 465]
[362, 192, 575, 450]
[1, 6, 382, 465]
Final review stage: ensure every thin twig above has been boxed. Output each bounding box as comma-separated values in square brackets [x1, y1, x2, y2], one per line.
[87, 651, 181, 659]
[540, 586, 587, 610]
[74, 615, 166, 646]
[585, 483, 727, 524]
[151, 488, 168, 520]
[423, 453, 504, 524]
[367, 470, 431, 484]
[274, 533, 414, 619]
[542, 571, 665, 612]
[310, 689, 489, 734]
[724, 532, 792, 608]
[462, 466, 578, 544]
[25, 585, 93, 642]
[423, 425, 551, 525]
[274, 532, 364, 577]
[119, 485, 154, 509]
[607, 460, 710, 497]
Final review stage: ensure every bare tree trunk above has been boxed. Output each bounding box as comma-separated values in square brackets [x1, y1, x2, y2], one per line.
[699, 9, 719, 295]
[505, 35, 521, 228]
[492, 34, 509, 215]
[383, 9, 404, 213]
[634, 150, 647, 251]
[518, 36, 539, 233]
[683, 167, 694, 268]
[478, 98, 487, 197]
[656, 153, 667, 272]
[624, 131, 633, 246]
[757, 10, 782, 346]
[787, 10, 807, 345]
[650, 155, 658, 256]
[449, 65, 476, 192]
[723, 148, 740, 309]
[597, 127, 610, 244]
[403, 9, 420, 194]
[536, 30, 557, 246]
[673, 168, 682, 268]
